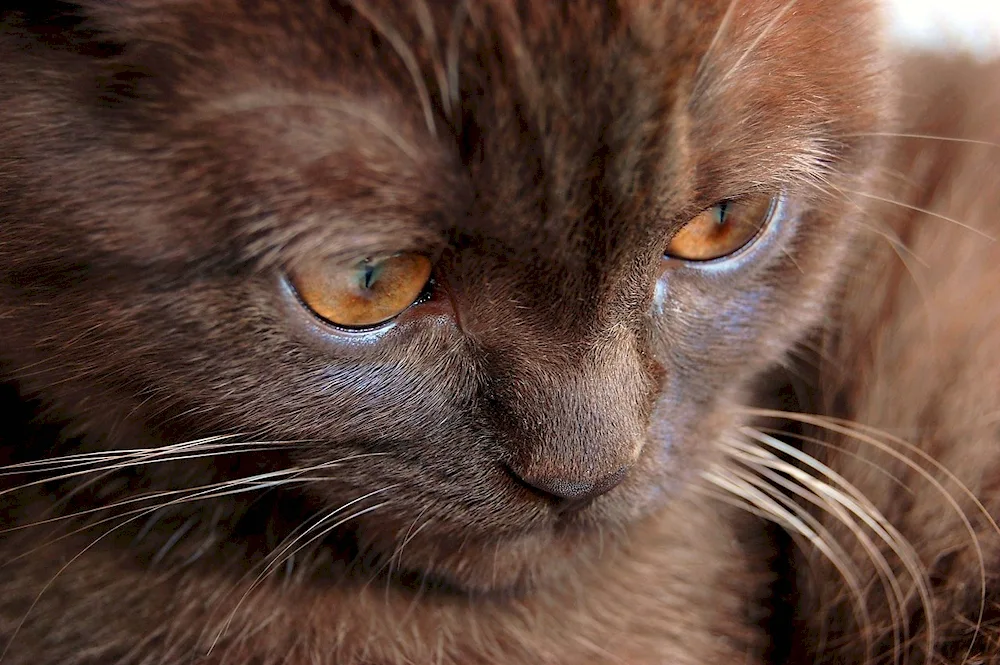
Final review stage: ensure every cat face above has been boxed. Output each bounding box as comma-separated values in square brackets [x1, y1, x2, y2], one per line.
[0, 0, 888, 592]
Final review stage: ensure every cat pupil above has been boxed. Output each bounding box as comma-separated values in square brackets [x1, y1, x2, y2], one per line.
[714, 202, 730, 226]
[359, 259, 380, 291]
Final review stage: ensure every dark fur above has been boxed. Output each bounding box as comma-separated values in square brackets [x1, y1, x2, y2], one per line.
[1, 1, 997, 663]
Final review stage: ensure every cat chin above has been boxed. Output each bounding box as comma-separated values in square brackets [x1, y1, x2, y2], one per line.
[380, 525, 615, 595]
[358, 479, 676, 594]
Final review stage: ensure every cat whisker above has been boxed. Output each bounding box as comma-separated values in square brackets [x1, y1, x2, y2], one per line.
[721, 438, 910, 658]
[695, 476, 861, 649]
[45, 446, 274, 514]
[150, 514, 199, 566]
[735, 429, 918, 551]
[740, 408, 995, 664]
[738, 426, 935, 662]
[205, 487, 398, 656]
[723, 435, 917, 665]
[0, 470, 358, 662]
[783, 338, 838, 378]
[701, 0, 800, 98]
[0, 439, 313, 501]
[348, 1, 437, 138]
[802, 175, 940, 335]
[1, 472, 330, 568]
[3, 452, 385, 549]
[702, 464, 876, 664]
[398, 553, 436, 634]
[691, 0, 740, 95]
[0, 435, 279, 473]
[694, 484, 792, 524]
[843, 188, 996, 242]
[18, 439, 343, 539]
[259, 485, 398, 584]
[377, 503, 436, 603]
[744, 408, 1000, 539]
[855, 216, 931, 270]
[752, 426, 912, 493]
[0, 443, 289, 481]
[838, 132, 1000, 150]
[395, 507, 435, 572]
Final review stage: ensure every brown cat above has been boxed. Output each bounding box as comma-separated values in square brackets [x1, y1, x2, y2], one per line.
[0, 1, 997, 663]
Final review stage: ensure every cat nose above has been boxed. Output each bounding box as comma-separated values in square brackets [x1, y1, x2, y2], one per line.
[508, 463, 630, 503]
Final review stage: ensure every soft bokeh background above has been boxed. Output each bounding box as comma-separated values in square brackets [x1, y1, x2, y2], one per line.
[886, 0, 1000, 55]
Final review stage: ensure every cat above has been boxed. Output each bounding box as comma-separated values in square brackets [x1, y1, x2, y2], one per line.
[1, 0, 998, 663]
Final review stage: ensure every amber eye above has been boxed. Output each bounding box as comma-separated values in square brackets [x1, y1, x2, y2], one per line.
[665, 194, 776, 261]
[289, 253, 433, 329]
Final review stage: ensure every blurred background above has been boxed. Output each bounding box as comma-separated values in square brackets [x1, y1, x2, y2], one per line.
[886, 0, 1000, 55]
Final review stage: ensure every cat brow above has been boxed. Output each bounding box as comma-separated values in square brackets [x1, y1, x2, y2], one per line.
[197, 90, 423, 163]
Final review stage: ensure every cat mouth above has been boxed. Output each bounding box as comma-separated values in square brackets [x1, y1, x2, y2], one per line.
[325, 462, 668, 594]
[243, 495, 617, 596]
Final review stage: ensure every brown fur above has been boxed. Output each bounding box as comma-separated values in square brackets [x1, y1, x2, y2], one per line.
[1, 1, 997, 663]
[786, 55, 1000, 663]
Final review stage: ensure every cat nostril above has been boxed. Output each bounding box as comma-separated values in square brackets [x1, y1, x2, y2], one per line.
[509, 465, 630, 503]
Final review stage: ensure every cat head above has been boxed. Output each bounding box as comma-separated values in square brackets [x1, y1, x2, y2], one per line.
[0, 0, 890, 591]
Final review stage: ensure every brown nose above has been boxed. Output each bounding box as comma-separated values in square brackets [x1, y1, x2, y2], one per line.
[508, 463, 630, 502]
[483, 334, 652, 507]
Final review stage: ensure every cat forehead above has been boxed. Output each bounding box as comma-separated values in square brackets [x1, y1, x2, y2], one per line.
[88, 0, 885, 264]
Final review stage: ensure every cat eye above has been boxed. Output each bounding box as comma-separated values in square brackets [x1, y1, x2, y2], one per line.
[665, 194, 777, 262]
[289, 253, 433, 329]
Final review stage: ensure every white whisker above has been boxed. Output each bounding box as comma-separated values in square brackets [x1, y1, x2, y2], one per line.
[742, 409, 994, 663]
[703, 464, 875, 663]
[0, 469, 350, 661]
[720, 0, 798, 86]
[844, 188, 996, 242]
[839, 132, 1000, 150]
[724, 437, 911, 664]
[0, 435, 248, 472]
[738, 426, 935, 662]
[0, 444, 291, 512]
[205, 487, 397, 655]
[692, 0, 740, 94]
[349, 1, 437, 137]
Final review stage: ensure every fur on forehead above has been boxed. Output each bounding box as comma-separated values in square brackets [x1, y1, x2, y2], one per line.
[52, 0, 886, 271]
